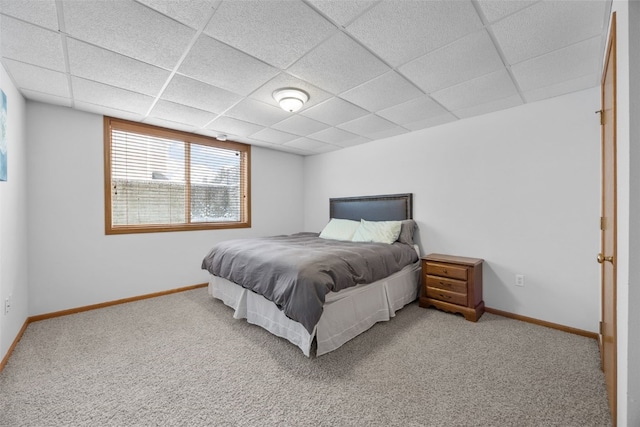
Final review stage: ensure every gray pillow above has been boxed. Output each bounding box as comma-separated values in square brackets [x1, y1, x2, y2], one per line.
[397, 220, 417, 245]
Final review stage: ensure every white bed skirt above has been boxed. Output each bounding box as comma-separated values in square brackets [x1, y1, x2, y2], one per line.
[208, 259, 421, 357]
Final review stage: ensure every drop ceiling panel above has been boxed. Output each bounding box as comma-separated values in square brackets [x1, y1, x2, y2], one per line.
[143, 117, 197, 134]
[0, 0, 59, 30]
[250, 128, 299, 145]
[399, 30, 505, 94]
[67, 39, 170, 97]
[430, 69, 518, 112]
[71, 77, 154, 116]
[62, 0, 195, 69]
[340, 71, 423, 112]
[337, 114, 405, 139]
[523, 73, 599, 103]
[178, 35, 278, 96]
[204, 1, 336, 69]
[287, 32, 389, 94]
[377, 95, 449, 126]
[284, 137, 336, 153]
[249, 72, 332, 111]
[512, 36, 602, 92]
[308, 127, 363, 145]
[346, 0, 483, 67]
[22, 90, 71, 108]
[135, 0, 219, 30]
[306, 0, 378, 26]
[453, 94, 523, 119]
[0, 0, 613, 157]
[75, 101, 144, 122]
[224, 98, 291, 127]
[3, 59, 69, 98]
[403, 113, 458, 132]
[331, 135, 371, 148]
[476, 0, 538, 23]
[272, 115, 330, 136]
[300, 96, 369, 126]
[491, 0, 608, 64]
[161, 74, 242, 114]
[149, 100, 217, 128]
[206, 116, 265, 137]
[0, 16, 65, 71]
[367, 126, 408, 140]
[309, 143, 342, 154]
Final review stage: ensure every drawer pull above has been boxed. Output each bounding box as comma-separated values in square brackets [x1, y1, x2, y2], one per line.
[443, 268, 448, 274]
[439, 293, 450, 299]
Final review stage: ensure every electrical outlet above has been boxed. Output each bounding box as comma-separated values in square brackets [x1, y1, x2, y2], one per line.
[515, 274, 525, 287]
[4, 298, 10, 315]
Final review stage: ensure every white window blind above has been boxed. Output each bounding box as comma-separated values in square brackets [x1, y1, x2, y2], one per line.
[105, 117, 250, 234]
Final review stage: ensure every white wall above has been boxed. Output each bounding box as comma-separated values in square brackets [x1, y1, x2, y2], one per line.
[304, 88, 601, 333]
[26, 102, 304, 316]
[0, 64, 28, 361]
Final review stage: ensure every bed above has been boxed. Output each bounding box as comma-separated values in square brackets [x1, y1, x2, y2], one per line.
[201, 193, 421, 356]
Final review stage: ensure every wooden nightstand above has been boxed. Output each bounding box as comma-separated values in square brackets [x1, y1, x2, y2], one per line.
[419, 253, 484, 321]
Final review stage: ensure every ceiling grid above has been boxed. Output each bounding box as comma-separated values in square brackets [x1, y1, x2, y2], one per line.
[0, 0, 612, 156]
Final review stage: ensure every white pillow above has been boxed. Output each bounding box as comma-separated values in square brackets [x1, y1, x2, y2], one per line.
[319, 218, 361, 241]
[352, 219, 402, 244]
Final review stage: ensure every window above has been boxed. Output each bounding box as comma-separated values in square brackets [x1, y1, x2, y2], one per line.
[104, 117, 250, 234]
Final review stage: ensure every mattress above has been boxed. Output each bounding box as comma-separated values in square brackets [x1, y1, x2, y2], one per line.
[208, 258, 421, 357]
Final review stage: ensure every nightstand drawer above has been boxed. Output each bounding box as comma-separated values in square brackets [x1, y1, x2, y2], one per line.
[426, 287, 467, 306]
[426, 275, 467, 294]
[426, 262, 467, 280]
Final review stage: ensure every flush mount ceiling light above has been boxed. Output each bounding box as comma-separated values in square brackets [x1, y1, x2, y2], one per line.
[273, 88, 309, 113]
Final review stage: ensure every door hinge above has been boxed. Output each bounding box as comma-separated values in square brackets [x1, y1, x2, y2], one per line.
[596, 109, 604, 125]
[600, 321, 605, 335]
[600, 216, 606, 230]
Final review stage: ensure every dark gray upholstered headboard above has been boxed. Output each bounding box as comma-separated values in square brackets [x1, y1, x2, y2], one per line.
[329, 193, 413, 221]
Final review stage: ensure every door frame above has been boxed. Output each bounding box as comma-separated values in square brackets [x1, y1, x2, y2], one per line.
[600, 11, 617, 426]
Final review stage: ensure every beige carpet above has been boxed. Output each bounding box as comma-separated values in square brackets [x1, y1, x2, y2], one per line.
[0, 288, 611, 426]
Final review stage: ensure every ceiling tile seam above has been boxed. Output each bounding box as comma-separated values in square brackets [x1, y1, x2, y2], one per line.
[0, 57, 65, 75]
[55, 0, 75, 108]
[270, 0, 349, 70]
[302, 9, 485, 101]
[242, 1, 410, 103]
[450, 91, 524, 117]
[521, 70, 601, 95]
[276, 28, 342, 80]
[70, 75, 158, 110]
[305, 138, 344, 147]
[274, 6, 400, 96]
[202, 70, 294, 127]
[61, 35, 175, 73]
[303, 0, 383, 29]
[474, 0, 543, 26]
[16, 87, 70, 101]
[0, 61, 28, 96]
[132, 0, 220, 31]
[392, 27, 492, 71]
[509, 33, 608, 68]
[470, 0, 526, 104]
[71, 97, 145, 117]
[194, 34, 330, 130]
[366, 67, 452, 117]
[0, 12, 58, 33]
[143, 3, 222, 119]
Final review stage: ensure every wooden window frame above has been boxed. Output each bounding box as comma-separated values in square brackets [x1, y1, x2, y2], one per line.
[104, 117, 251, 234]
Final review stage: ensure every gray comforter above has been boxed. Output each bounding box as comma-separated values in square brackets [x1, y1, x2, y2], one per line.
[201, 232, 418, 333]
